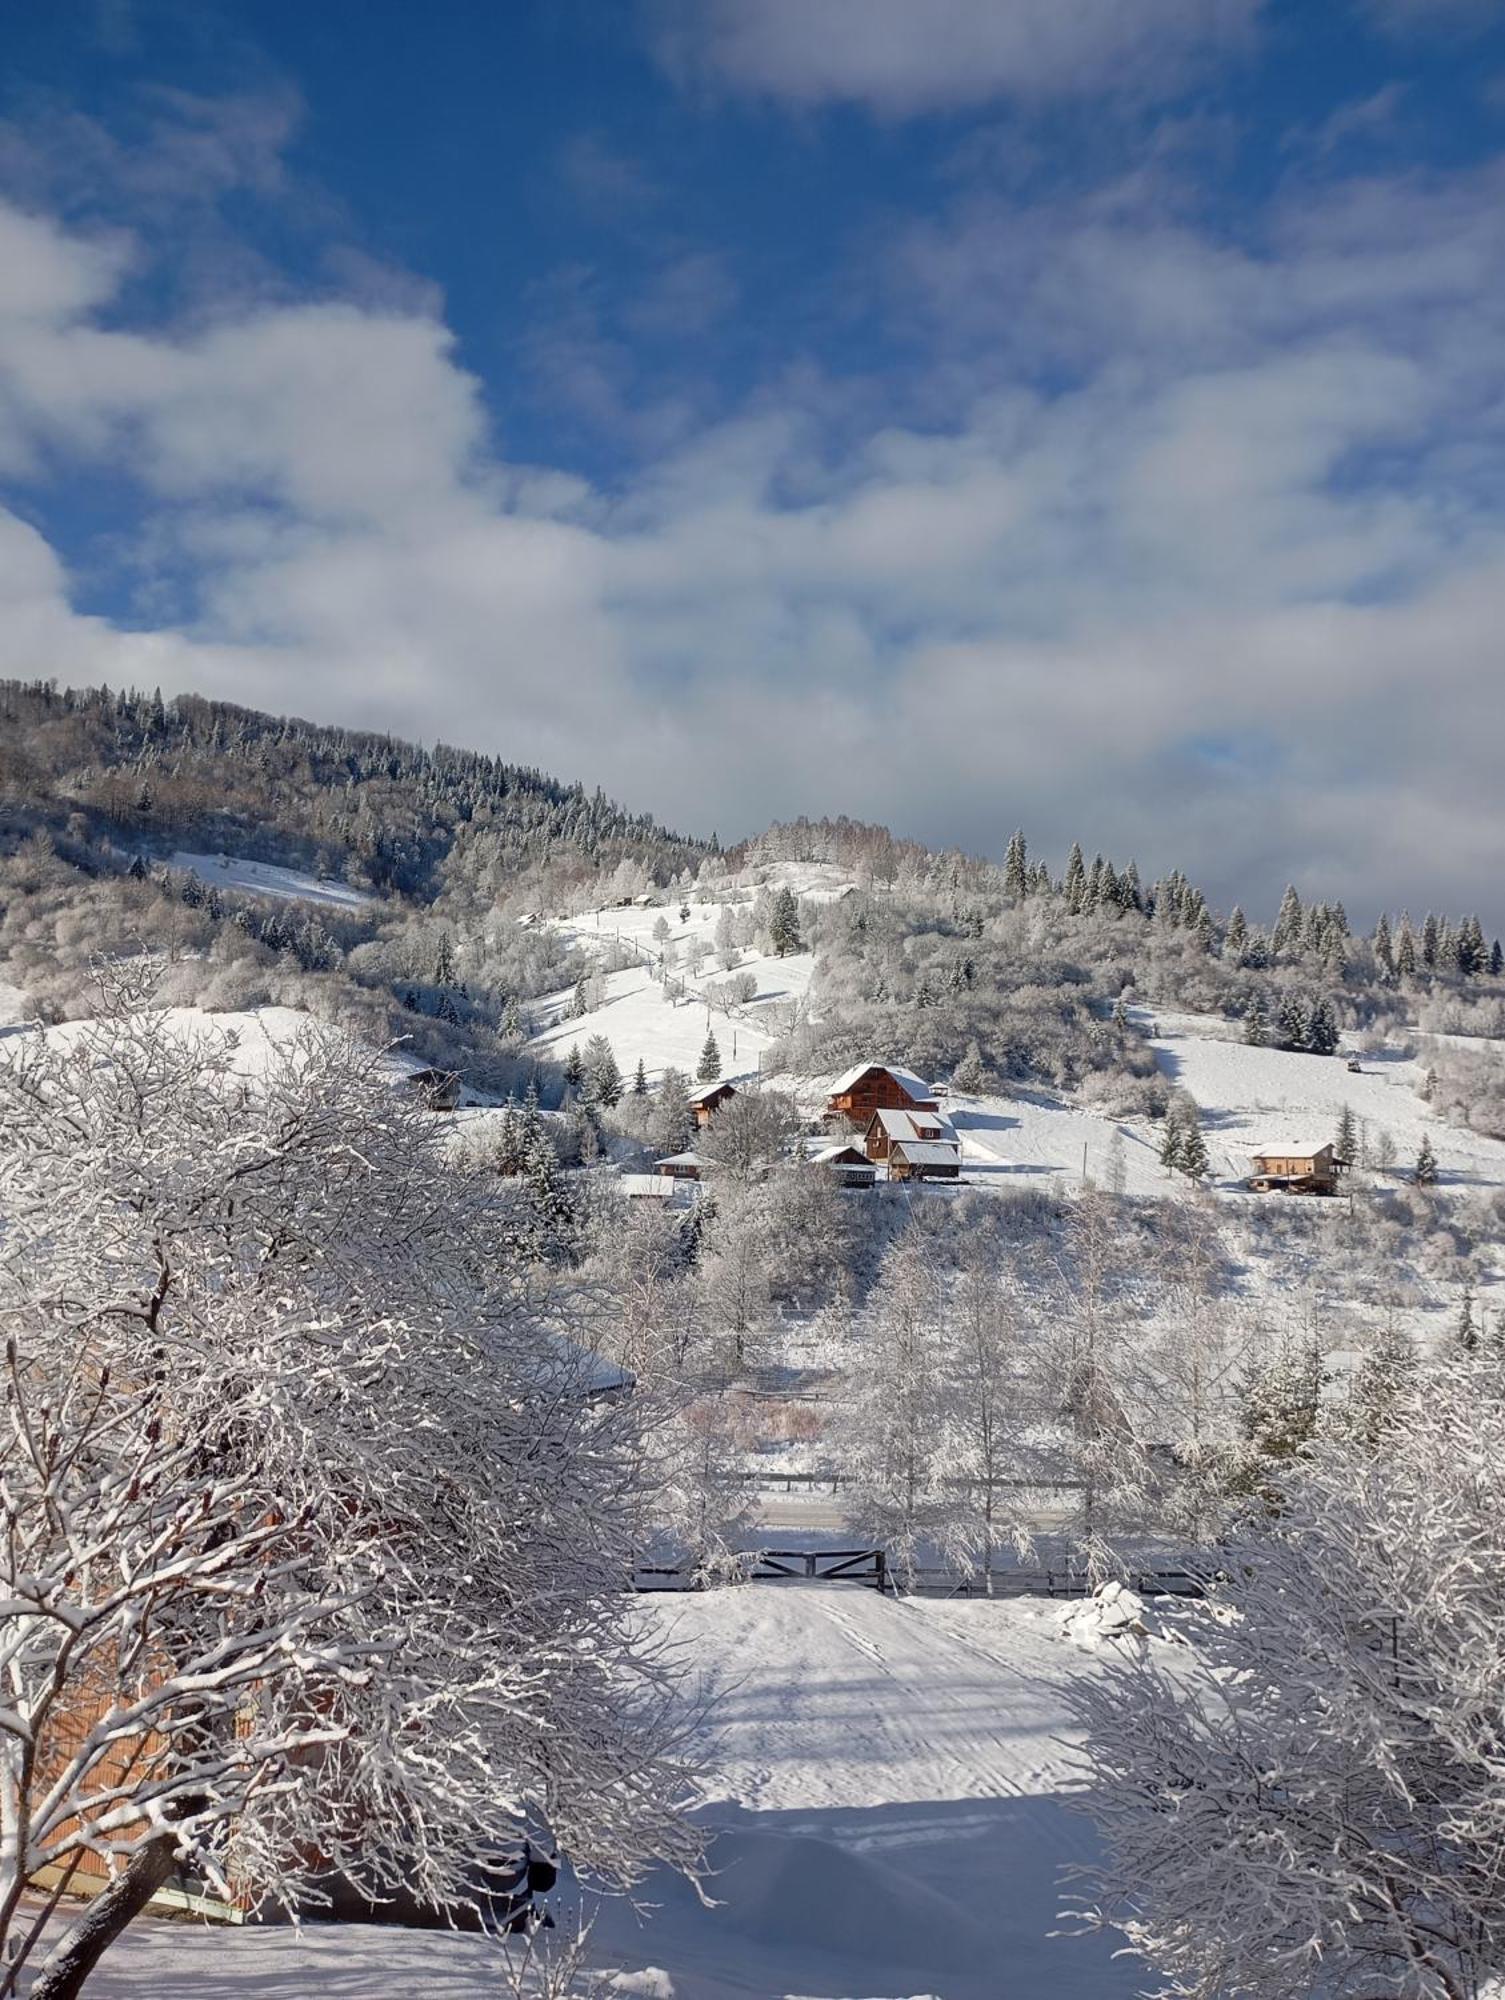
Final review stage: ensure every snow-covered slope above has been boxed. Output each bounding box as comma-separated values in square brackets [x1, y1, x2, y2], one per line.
[82, 1584, 1143, 2000]
[168, 851, 374, 910]
[1146, 1009, 1505, 1193]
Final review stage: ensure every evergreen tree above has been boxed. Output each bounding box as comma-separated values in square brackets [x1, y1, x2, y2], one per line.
[571, 975, 590, 1019]
[1159, 1119, 1185, 1176]
[1063, 842, 1086, 915]
[632, 1057, 649, 1098]
[1224, 906, 1248, 961]
[1306, 997, 1339, 1057]
[1395, 913, 1418, 976]
[1413, 1134, 1439, 1187]
[433, 932, 456, 988]
[951, 1040, 988, 1095]
[583, 1035, 623, 1108]
[1350, 1316, 1416, 1444]
[562, 1044, 585, 1091]
[1273, 884, 1303, 956]
[1003, 829, 1028, 900]
[697, 1029, 722, 1083]
[1178, 1120, 1210, 1182]
[1243, 994, 1270, 1046]
[769, 886, 802, 958]
[1421, 912, 1439, 970]
[655, 1067, 695, 1155]
[1372, 912, 1394, 977]
[1334, 1102, 1358, 1166]
[1492, 939, 1503, 978]
[1276, 993, 1308, 1051]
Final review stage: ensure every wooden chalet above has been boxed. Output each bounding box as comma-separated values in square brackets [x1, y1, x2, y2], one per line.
[888, 1137, 961, 1183]
[688, 1079, 738, 1128]
[1247, 1143, 1343, 1195]
[863, 1105, 956, 1163]
[403, 1066, 460, 1112]
[825, 1062, 936, 1132]
[808, 1142, 877, 1189]
[655, 1150, 706, 1182]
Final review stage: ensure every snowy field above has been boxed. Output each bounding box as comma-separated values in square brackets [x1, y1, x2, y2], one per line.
[168, 850, 374, 910]
[79, 1584, 1141, 2000]
[528, 864, 836, 1087]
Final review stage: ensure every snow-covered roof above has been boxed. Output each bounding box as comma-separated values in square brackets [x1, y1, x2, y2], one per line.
[688, 1079, 737, 1104]
[867, 1107, 955, 1141]
[827, 1062, 934, 1102]
[891, 1140, 961, 1166]
[656, 1150, 706, 1169]
[619, 1173, 681, 1199]
[1247, 1141, 1333, 1158]
[810, 1143, 874, 1168]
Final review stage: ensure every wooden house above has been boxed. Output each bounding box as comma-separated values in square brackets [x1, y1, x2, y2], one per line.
[808, 1142, 877, 1189]
[888, 1137, 961, 1182]
[1247, 1143, 1343, 1195]
[825, 1062, 936, 1132]
[655, 1150, 706, 1182]
[688, 1079, 738, 1128]
[863, 1105, 956, 1163]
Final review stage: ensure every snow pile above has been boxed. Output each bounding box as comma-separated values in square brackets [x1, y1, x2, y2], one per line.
[1061, 1582, 1151, 1653]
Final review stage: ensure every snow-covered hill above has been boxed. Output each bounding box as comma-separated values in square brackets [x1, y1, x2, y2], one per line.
[167, 850, 374, 910]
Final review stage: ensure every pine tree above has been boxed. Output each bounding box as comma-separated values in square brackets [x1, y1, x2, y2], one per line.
[583, 1035, 622, 1108]
[1372, 912, 1394, 977]
[1224, 906, 1248, 961]
[1003, 829, 1028, 901]
[1276, 993, 1308, 1051]
[697, 1029, 722, 1083]
[1421, 912, 1439, 970]
[1350, 1315, 1416, 1445]
[1243, 994, 1270, 1046]
[1414, 1134, 1439, 1187]
[562, 1044, 585, 1091]
[1334, 1102, 1357, 1166]
[769, 886, 802, 958]
[1306, 997, 1339, 1057]
[951, 1040, 988, 1095]
[1178, 1121, 1210, 1182]
[1273, 884, 1303, 956]
[1395, 913, 1418, 976]
[433, 933, 456, 988]
[571, 975, 590, 1019]
[1063, 842, 1086, 915]
[1159, 1118, 1185, 1176]
[655, 1067, 694, 1155]
[1492, 939, 1503, 978]
[632, 1057, 649, 1098]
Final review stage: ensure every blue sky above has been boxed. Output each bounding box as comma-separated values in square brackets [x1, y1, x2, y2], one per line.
[1, 0, 1503, 917]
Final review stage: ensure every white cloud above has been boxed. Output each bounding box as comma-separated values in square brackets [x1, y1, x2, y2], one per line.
[648, 0, 1263, 112]
[1, 166, 1504, 921]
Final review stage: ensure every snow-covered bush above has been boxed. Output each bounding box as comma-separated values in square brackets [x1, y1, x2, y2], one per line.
[0, 984, 697, 1995]
[1071, 1352, 1505, 1999]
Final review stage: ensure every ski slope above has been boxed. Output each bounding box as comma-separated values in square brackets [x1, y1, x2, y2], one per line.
[77, 1584, 1140, 2000]
[168, 850, 374, 911]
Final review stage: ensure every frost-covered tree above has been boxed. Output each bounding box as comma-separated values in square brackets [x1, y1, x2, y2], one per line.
[769, 886, 802, 958]
[0, 994, 696, 1996]
[1414, 1134, 1440, 1186]
[582, 1032, 623, 1108]
[1242, 994, 1269, 1046]
[696, 1028, 722, 1083]
[1072, 1353, 1505, 2000]
[654, 1066, 695, 1156]
[1003, 829, 1028, 901]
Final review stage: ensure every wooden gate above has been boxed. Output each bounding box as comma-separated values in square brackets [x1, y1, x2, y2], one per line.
[752, 1548, 889, 1592]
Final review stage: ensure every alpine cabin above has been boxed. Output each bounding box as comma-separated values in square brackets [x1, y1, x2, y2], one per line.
[863, 1105, 956, 1162]
[1247, 1143, 1343, 1195]
[887, 1137, 962, 1183]
[808, 1142, 878, 1189]
[825, 1062, 937, 1131]
[688, 1079, 738, 1128]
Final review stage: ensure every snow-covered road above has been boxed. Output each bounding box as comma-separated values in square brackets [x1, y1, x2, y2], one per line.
[83, 1585, 1137, 1999]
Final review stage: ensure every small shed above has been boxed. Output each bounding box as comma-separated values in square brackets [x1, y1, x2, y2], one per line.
[863, 1105, 956, 1162]
[1247, 1143, 1342, 1195]
[619, 1172, 684, 1203]
[888, 1138, 962, 1183]
[809, 1143, 877, 1189]
[403, 1067, 461, 1113]
[655, 1150, 706, 1182]
[688, 1079, 739, 1129]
